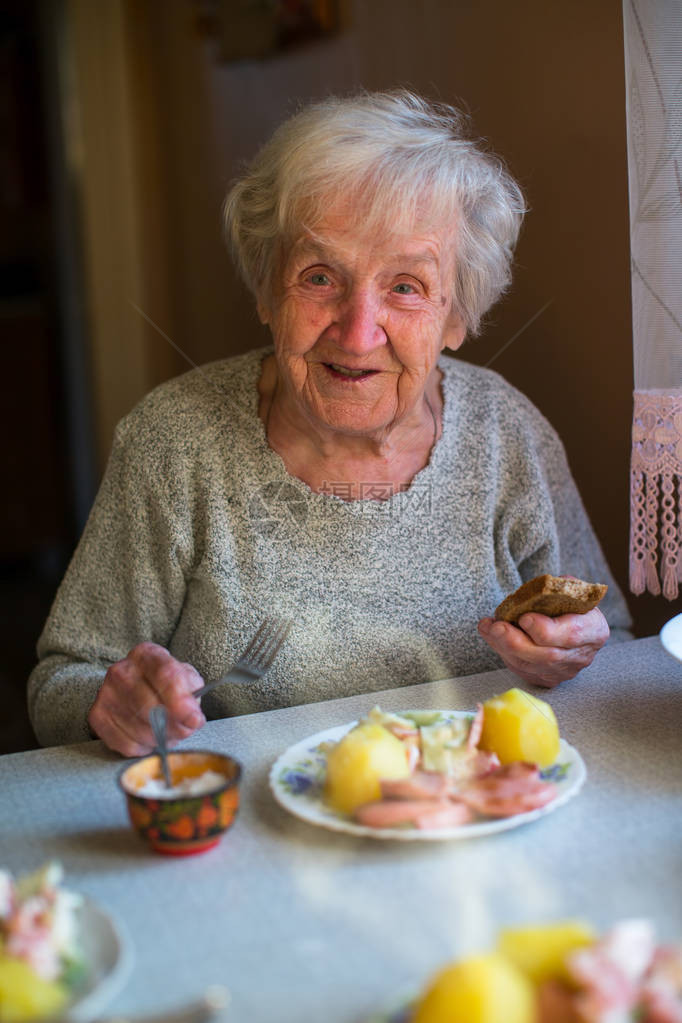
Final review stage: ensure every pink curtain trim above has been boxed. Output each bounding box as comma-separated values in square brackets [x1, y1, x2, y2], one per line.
[630, 390, 682, 600]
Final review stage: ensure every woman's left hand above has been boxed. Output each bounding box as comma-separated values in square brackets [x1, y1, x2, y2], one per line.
[477, 607, 610, 688]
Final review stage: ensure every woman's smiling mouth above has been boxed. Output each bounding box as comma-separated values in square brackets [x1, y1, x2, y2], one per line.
[325, 363, 380, 379]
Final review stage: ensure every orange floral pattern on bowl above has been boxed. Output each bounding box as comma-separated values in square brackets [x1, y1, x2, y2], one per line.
[119, 750, 242, 856]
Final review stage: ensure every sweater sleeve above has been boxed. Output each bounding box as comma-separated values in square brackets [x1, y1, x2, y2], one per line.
[478, 364, 634, 643]
[532, 419, 634, 642]
[28, 411, 195, 746]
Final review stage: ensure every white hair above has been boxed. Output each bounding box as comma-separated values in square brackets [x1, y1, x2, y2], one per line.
[223, 90, 525, 336]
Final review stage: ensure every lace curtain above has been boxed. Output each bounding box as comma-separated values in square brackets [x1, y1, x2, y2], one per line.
[624, 0, 682, 600]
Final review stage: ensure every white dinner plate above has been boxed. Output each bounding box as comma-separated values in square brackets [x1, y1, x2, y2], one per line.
[660, 613, 682, 664]
[63, 896, 133, 1021]
[269, 710, 587, 841]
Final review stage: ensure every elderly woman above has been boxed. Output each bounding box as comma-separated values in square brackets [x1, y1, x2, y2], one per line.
[29, 90, 632, 754]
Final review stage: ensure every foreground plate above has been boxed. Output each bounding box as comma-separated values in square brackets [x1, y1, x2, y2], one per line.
[660, 613, 682, 664]
[365, 989, 416, 1023]
[269, 711, 586, 841]
[65, 897, 133, 1021]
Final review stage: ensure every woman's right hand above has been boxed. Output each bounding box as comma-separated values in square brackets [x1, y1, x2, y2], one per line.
[87, 642, 207, 756]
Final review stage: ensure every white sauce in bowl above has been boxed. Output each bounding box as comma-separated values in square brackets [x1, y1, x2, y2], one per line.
[136, 770, 228, 799]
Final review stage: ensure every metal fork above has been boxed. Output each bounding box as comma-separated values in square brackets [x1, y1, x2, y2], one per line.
[147, 618, 292, 755]
[193, 617, 292, 699]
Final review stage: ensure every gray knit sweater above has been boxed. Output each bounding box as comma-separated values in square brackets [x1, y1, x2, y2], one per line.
[29, 348, 633, 746]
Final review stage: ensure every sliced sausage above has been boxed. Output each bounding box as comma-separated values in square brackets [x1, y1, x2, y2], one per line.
[354, 798, 468, 829]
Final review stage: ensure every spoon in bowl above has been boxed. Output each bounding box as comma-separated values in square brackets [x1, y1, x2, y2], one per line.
[149, 705, 173, 789]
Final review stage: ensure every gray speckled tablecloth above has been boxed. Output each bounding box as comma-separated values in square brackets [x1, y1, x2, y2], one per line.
[1, 636, 681, 1022]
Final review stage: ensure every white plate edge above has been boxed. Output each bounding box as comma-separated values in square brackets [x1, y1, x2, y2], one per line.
[66, 897, 134, 1022]
[660, 613, 682, 662]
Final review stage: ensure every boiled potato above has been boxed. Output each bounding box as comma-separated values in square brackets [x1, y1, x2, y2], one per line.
[478, 688, 560, 767]
[412, 952, 536, 1023]
[324, 722, 410, 814]
[497, 920, 595, 984]
[0, 957, 68, 1022]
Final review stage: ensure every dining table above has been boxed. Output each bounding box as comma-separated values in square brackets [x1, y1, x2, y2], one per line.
[1, 633, 681, 1022]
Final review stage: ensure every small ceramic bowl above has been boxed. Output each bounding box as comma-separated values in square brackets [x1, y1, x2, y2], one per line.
[119, 750, 242, 856]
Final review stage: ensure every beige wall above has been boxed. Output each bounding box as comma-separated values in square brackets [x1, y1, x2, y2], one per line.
[72, 0, 682, 635]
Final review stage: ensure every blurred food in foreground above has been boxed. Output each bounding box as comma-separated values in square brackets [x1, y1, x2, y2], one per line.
[0, 863, 84, 1021]
[497, 919, 596, 984]
[412, 951, 535, 1023]
[411, 919, 682, 1023]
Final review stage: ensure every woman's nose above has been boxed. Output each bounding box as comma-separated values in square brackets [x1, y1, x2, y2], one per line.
[332, 289, 387, 354]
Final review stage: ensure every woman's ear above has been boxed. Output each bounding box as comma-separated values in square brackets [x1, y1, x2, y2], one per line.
[257, 300, 270, 325]
[441, 312, 467, 353]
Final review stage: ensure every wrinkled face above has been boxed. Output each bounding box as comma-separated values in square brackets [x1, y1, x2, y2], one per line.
[259, 208, 466, 437]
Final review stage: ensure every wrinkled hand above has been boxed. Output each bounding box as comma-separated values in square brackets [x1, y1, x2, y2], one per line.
[477, 608, 609, 688]
[88, 642, 207, 756]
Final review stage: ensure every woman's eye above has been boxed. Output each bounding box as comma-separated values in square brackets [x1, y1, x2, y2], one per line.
[308, 272, 331, 286]
[392, 281, 416, 295]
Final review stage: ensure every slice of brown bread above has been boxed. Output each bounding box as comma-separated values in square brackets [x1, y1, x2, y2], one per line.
[494, 574, 608, 623]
